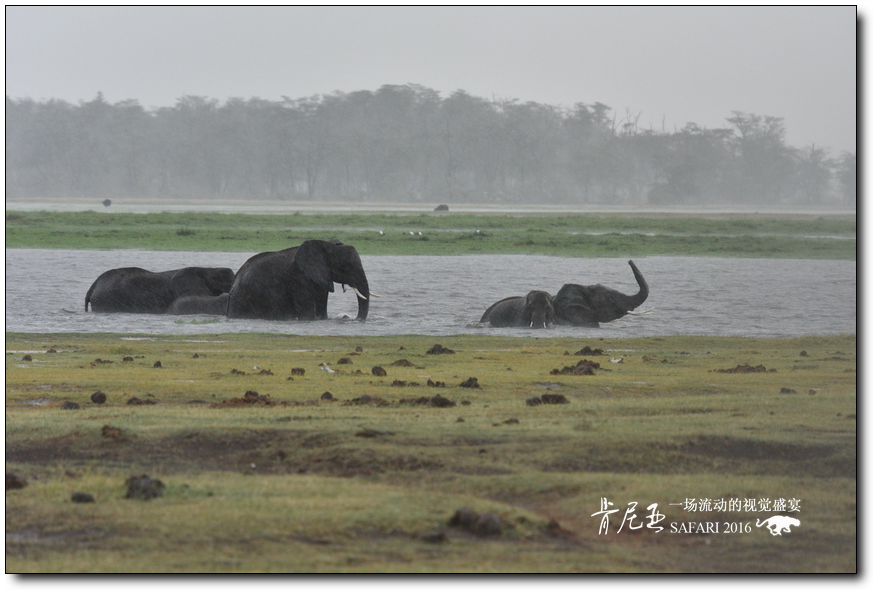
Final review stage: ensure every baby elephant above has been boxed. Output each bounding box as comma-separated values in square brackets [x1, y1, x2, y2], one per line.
[165, 293, 229, 315]
[480, 290, 555, 329]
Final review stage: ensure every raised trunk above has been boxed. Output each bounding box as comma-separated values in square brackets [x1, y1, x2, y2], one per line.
[625, 260, 649, 310]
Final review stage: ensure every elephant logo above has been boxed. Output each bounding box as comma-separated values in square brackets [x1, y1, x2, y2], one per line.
[756, 515, 801, 536]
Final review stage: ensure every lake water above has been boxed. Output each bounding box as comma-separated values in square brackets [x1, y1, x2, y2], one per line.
[4, 249, 856, 339]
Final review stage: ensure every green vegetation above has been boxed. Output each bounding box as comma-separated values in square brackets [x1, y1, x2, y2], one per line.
[4, 210, 857, 259]
[6, 332, 856, 572]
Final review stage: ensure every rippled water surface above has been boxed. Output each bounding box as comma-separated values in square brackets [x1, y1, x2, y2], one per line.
[5, 249, 856, 338]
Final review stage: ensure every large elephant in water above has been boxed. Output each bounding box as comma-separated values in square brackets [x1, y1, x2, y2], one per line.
[166, 293, 229, 315]
[227, 239, 370, 321]
[553, 260, 649, 327]
[480, 290, 555, 329]
[85, 267, 235, 313]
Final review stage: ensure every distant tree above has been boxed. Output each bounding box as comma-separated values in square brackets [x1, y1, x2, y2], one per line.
[3, 92, 854, 207]
[725, 112, 795, 203]
[648, 123, 732, 205]
[793, 144, 832, 204]
[835, 151, 857, 205]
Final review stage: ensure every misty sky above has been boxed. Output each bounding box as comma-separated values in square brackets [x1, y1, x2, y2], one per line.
[5, 5, 857, 153]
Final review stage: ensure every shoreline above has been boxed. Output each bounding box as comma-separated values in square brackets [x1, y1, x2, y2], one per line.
[5, 197, 857, 219]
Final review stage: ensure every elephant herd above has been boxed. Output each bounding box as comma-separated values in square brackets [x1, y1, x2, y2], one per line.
[85, 239, 369, 321]
[478, 260, 649, 328]
[85, 238, 648, 329]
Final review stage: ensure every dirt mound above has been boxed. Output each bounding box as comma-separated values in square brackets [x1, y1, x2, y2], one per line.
[210, 391, 287, 408]
[398, 394, 456, 408]
[527, 393, 569, 406]
[714, 364, 774, 373]
[125, 475, 164, 500]
[573, 346, 605, 356]
[102, 425, 129, 442]
[427, 344, 455, 355]
[343, 395, 391, 407]
[6, 472, 27, 490]
[551, 359, 598, 375]
[355, 429, 395, 438]
[448, 507, 502, 536]
[127, 396, 157, 405]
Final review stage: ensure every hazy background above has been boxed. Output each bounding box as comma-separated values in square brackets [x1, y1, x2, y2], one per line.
[4, 6, 857, 207]
[6, 5, 856, 152]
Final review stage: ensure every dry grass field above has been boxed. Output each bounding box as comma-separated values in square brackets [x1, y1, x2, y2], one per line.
[5, 331, 856, 572]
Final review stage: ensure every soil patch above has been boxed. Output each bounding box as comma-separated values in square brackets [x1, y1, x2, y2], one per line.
[211, 391, 287, 408]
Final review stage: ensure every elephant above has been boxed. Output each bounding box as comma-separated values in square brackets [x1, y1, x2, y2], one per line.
[165, 293, 230, 315]
[85, 267, 236, 313]
[480, 290, 555, 329]
[227, 239, 370, 321]
[552, 260, 649, 328]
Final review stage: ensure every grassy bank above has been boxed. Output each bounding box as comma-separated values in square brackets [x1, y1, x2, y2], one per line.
[5, 211, 856, 258]
[5, 332, 856, 573]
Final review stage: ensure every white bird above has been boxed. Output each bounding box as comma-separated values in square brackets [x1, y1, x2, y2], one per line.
[253, 365, 261, 371]
[417, 231, 422, 236]
[610, 357, 625, 364]
[409, 231, 415, 236]
[320, 363, 335, 373]
[379, 230, 384, 235]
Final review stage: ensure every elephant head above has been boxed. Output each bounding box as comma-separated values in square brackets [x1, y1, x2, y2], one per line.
[227, 239, 370, 321]
[521, 290, 555, 329]
[553, 260, 649, 328]
[294, 239, 370, 321]
[480, 290, 555, 329]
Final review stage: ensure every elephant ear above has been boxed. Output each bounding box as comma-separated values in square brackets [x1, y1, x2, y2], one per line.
[294, 240, 335, 292]
[553, 284, 600, 327]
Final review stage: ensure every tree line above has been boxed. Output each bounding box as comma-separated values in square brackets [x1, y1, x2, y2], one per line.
[5, 84, 856, 206]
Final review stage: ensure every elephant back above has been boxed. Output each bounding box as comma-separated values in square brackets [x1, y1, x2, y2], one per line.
[228, 249, 299, 319]
[169, 267, 235, 297]
[86, 268, 174, 313]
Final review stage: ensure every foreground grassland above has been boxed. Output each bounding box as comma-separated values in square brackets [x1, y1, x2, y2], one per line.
[5, 332, 856, 573]
[4, 211, 856, 258]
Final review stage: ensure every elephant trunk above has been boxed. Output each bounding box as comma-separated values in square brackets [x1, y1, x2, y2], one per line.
[353, 278, 370, 321]
[528, 311, 549, 329]
[626, 260, 649, 310]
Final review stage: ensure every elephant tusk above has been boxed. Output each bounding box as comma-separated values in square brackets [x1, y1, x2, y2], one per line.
[353, 287, 368, 300]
